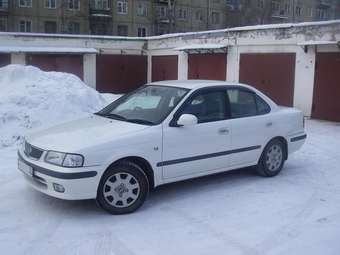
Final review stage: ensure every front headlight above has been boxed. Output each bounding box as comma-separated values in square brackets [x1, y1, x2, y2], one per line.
[45, 151, 65, 166]
[45, 151, 84, 168]
[63, 154, 84, 167]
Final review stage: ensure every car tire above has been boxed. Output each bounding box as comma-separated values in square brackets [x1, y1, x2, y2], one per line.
[256, 139, 286, 177]
[97, 161, 149, 214]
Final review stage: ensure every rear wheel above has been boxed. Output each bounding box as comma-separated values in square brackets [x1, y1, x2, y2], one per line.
[97, 162, 149, 214]
[256, 139, 285, 177]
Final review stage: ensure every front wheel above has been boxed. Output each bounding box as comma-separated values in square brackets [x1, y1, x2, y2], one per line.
[97, 162, 149, 214]
[256, 139, 285, 177]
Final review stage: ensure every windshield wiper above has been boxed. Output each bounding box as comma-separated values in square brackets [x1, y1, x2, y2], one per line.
[126, 119, 155, 125]
[95, 113, 126, 121]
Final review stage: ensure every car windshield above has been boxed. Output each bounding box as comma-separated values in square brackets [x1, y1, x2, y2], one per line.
[96, 85, 189, 125]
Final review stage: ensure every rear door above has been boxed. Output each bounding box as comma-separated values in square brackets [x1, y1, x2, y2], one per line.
[161, 88, 231, 179]
[226, 88, 273, 167]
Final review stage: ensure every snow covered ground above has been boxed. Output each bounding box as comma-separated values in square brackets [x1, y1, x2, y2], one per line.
[0, 119, 340, 255]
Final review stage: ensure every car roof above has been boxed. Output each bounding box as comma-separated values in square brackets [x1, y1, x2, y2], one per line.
[148, 80, 251, 90]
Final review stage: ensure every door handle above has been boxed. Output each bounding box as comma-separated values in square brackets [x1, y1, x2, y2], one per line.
[218, 128, 229, 135]
[266, 122, 273, 127]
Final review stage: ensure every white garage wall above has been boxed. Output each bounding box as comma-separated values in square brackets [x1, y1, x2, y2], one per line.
[0, 20, 339, 116]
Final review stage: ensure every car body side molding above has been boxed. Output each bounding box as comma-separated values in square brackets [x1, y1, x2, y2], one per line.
[157, 145, 262, 167]
[290, 134, 307, 142]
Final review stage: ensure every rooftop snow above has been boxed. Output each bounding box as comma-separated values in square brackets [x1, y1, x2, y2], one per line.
[174, 44, 229, 51]
[0, 46, 98, 54]
[0, 19, 339, 41]
[298, 40, 340, 46]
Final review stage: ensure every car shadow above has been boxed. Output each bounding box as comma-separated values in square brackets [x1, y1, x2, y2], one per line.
[26, 166, 265, 216]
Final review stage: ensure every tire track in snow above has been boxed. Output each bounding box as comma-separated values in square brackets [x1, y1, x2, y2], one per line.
[93, 229, 136, 255]
[166, 206, 261, 255]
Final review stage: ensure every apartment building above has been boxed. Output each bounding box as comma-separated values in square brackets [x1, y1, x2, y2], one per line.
[226, 0, 340, 27]
[0, 0, 338, 36]
[0, 0, 89, 34]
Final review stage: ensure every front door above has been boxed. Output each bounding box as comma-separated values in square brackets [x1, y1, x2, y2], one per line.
[161, 88, 231, 180]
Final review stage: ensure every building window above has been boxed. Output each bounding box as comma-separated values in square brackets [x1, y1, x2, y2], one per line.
[19, 20, 31, 32]
[44, 21, 57, 33]
[211, 12, 220, 24]
[295, 6, 301, 16]
[178, 8, 188, 20]
[137, 27, 146, 37]
[137, 2, 147, 16]
[19, 0, 32, 7]
[316, 8, 328, 19]
[0, 0, 9, 9]
[117, 0, 128, 14]
[284, 3, 290, 14]
[271, 1, 280, 11]
[68, 21, 80, 34]
[45, 0, 56, 9]
[157, 6, 167, 18]
[92, 0, 110, 10]
[68, 0, 80, 10]
[195, 10, 203, 21]
[0, 17, 7, 31]
[257, 0, 264, 8]
[117, 24, 128, 36]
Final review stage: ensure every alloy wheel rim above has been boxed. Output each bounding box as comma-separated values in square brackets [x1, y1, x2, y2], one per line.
[103, 172, 140, 208]
[265, 144, 283, 172]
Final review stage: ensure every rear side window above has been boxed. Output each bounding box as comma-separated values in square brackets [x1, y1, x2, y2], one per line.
[227, 89, 270, 118]
[256, 95, 271, 115]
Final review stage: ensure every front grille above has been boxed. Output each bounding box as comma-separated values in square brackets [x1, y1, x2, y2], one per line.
[24, 142, 43, 160]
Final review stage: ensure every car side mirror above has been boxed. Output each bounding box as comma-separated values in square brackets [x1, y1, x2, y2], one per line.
[176, 114, 198, 127]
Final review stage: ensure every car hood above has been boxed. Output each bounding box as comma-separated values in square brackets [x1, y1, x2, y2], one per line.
[26, 115, 150, 152]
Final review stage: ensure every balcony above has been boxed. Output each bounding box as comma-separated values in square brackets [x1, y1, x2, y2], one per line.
[155, 0, 174, 5]
[271, 10, 289, 19]
[89, 1, 112, 18]
[316, 0, 332, 9]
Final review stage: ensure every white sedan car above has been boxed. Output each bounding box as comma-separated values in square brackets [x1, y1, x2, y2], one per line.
[18, 80, 306, 214]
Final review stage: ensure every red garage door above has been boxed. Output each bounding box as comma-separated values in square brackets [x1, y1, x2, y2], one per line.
[239, 53, 296, 106]
[0, 54, 10, 67]
[188, 53, 226, 80]
[96, 55, 147, 93]
[152, 55, 178, 82]
[27, 54, 84, 80]
[312, 52, 340, 122]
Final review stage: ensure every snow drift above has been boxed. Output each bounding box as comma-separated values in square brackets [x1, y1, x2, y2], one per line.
[0, 65, 110, 148]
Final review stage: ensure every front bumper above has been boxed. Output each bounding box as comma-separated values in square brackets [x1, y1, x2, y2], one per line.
[18, 150, 102, 200]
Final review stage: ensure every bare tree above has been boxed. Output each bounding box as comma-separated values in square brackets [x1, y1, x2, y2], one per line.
[167, 0, 176, 33]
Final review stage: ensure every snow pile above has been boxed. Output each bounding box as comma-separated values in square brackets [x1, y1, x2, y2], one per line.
[0, 65, 110, 148]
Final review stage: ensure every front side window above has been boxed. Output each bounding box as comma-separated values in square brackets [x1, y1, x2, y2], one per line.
[97, 86, 188, 125]
[117, 0, 128, 14]
[181, 90, 227, 123]
[227, 89, 270, 118]
[19, 0, 32, 7]
[19, 20, 31, 32]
